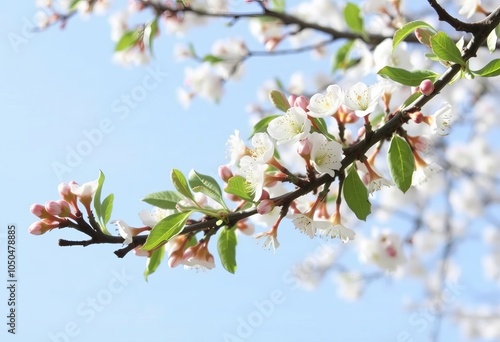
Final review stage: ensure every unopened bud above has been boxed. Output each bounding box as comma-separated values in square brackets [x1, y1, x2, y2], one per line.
[297, 138, 312, 156]
[419, 79, 434, 96]
[259, 189, 270, 201]
[133, 245, 150, 257]
[218, 165, 233, 182]
[294, 96, 310, 111]
[30, 203, 47, 218]
[288, 94, 298, 107]
[28, 220, 60, 235]
[409, 111, 424, 124]
[357, 126, 366, 138]
[257, 199, 275, 215]
[45, 200, 63, 216]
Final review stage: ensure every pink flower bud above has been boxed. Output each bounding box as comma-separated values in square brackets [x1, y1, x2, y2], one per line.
[344, 111, 359, 124]
[259, 189, 270, 201]
[45, 200, 63, 216]
[28, 220, 60, 235]
[297, 138, 312, 156]
[218, 165, 233, 182]
[288, 94, 298, 107]
[30, 203, 47, 218]
[419, 80, 434, 96]
[133, 246, 150, 257]
[409, 111, 424, 124]
[357, 126, 366, 138]
[168, 250, 184, 268]
[257, 199, 275, 215]
[265, 37, 282, 51]
[413, 136, 431, 153]
[294, 96, 309, 111]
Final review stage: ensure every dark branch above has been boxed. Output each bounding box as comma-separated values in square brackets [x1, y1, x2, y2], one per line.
[427, 0, 481, 33]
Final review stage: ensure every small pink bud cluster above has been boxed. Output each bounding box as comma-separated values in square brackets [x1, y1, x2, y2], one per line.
[167, 238, 215, 270]
[28, 179, 97, 235]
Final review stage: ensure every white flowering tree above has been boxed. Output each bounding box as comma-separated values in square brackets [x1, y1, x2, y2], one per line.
[29, 0, 500, 340]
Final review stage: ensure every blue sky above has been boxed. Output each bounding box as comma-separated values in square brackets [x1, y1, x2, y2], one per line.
[0, 2, 474, 342]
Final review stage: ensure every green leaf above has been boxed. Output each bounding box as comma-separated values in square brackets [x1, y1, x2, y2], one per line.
[217, 227, 237, 274]
[69, 0, 80, 10]
[188, 170, 227, 209]
[387, 135, 415, 193]
[343, 167, 371, 221]
[269, 90, 290, 112]
[115, 30, 141, 52]
[270, 0, 286, 12]
[332, 40, 355, 71]
[224, 176, 254, 202]
[399, 92, 422, 111]
[100, 193, 114, 231]
[487, 27, 497, 53]
[377, 66, 440, 86]
[430, 32, 465, 66]
[142, 211, 191, 251]
[93, 170, 105, 223]
[171, 169, 195, 202]
[144, 18, 159, 54]
[311, 117, 336, 141]
[203, 54, 225, 64]
[142, 191, 183, 210]
[144, 247, 165, 281]
[471, 58, 500, 77]
[250, 115, 279, 138]
[370, 112, 385, 127]
[393, 20, 435, 51]
[344, 2, 364, 34]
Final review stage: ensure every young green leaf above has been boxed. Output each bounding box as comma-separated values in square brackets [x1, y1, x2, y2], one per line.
[387, 135, 415, 193]
[69, 0, 81, 10]
[471, 58, 500, 77]
[171, 169, 195, 202]
[100, 194, 114, 234]
[332, 40, 355, 71]
[343, 167, 371, 221]
[115, 30, 141, 52]
[344, 2, 364, 34]
[430, 32, 465, 66]
[377, 66, 440, 86]
[270, 0, 286, 12]
[144, 247, 165, 281]
[399, 92, 422, 111]
[217, 227, 237, 274]
[311, 117, 336, 141]
[188, 170, 227, 209]
[144, 18, 159, 54]
[224, 176, 254, 203]
[142, 191, 184, 210]
[269, 90, 291, 112]
[142, 211, 192, 251]
[93, 170, 105, 223]
[393, 20, 435, 51]
[203, 54, 225, 64]
[250, 115, 279, 138]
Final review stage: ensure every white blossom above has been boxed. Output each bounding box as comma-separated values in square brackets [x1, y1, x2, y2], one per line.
[307, 84, 344, 118]
[308, 132, 343, 177]
[267, 107, 311, 145]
